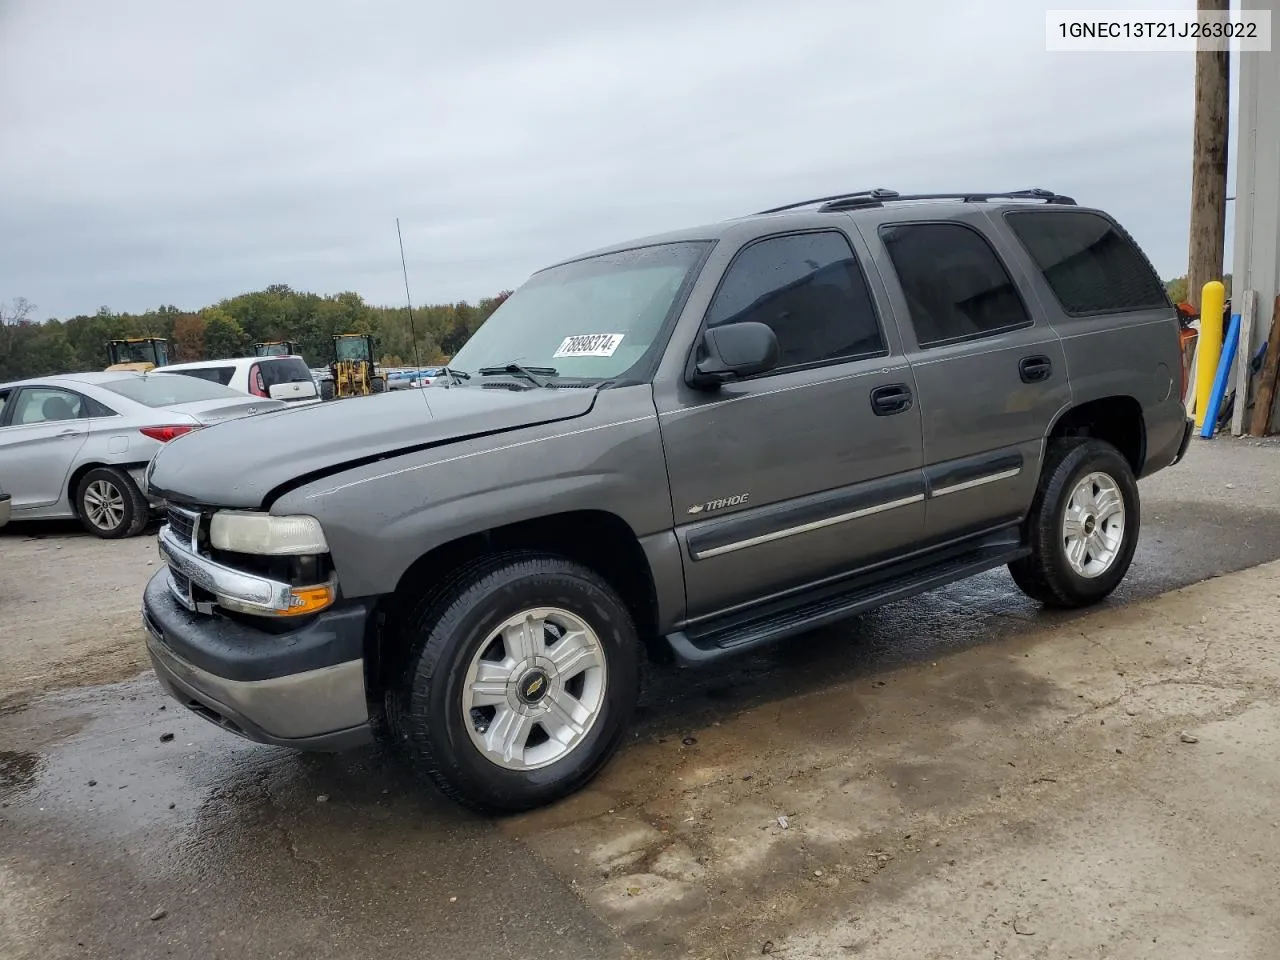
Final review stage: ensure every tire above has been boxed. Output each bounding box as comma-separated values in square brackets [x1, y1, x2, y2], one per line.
[369, 375, 386, 394]
[320, 379, 335, 401]
[1008, 438, 1140, 608]
[75, 466, 149, 539]
[394, 552, 640, 813]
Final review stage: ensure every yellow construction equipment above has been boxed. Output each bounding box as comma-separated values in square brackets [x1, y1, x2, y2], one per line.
[105, 337, 169, 373]
[320, 334, 385, 401]
[253, 340, 301, 357]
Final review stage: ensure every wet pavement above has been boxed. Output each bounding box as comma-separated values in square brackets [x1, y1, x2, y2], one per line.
[4, 437, 1280, 959]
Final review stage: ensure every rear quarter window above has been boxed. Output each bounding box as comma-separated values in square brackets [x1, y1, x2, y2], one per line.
[1004, 210, 1170, 316]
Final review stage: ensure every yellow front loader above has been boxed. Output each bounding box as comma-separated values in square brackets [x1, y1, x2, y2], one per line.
[320, 334, 385, 400]
[105, 337, 169, 373]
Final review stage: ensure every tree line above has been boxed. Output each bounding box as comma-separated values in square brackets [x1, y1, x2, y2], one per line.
[0, 273, 1216, 384]
[0, 285, 513, 382]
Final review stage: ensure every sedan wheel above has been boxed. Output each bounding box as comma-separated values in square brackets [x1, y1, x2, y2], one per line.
[75, 466, 150, 539]
[83, 479, 126, 532]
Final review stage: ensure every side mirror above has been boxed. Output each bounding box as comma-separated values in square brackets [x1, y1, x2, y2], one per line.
[689, 322, 779, 389]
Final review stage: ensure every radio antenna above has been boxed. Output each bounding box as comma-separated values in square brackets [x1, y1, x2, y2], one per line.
[395, 217, 425, 381]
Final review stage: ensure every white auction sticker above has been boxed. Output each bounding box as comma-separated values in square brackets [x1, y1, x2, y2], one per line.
[552, 333, 624, 358]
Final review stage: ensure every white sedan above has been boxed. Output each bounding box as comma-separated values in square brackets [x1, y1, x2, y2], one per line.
[0, 371, 286, 538]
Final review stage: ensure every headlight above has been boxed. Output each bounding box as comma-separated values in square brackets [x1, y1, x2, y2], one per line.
[209, 511, 329, 555]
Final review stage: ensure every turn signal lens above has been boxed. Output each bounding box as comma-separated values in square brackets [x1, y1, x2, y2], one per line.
[140, 424, 196, 443]
[281, 583, 336, 616]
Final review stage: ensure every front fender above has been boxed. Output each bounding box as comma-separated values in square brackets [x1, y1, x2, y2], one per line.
[271, 388, 672, 600]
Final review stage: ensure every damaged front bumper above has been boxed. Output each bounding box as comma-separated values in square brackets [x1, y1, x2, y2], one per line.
[141, 569, 373, 751]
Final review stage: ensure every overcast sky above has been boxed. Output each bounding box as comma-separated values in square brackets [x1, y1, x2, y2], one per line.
[0, 0, 1236, 321]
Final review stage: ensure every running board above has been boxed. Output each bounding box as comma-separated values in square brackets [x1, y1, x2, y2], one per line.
[665, 535, 1029, 666]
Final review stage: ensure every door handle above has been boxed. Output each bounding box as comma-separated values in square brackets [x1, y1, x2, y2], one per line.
[870, 383, 913, 416]
[1019, 355, 1053, 383]
[57, 429, 80, 438]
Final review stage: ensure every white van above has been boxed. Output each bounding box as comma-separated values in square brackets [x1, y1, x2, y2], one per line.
[158, 355, 320, 405]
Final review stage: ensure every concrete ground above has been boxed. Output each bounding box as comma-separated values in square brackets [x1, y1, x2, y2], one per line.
[2, 435, 1280, 959]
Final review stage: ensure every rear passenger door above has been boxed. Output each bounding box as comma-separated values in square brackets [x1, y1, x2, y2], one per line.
[655, 228, 927, 620]
[861, 215, 1070, 544]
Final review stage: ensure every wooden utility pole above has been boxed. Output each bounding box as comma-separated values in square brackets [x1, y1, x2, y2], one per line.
[1186, 0, 1231, 310]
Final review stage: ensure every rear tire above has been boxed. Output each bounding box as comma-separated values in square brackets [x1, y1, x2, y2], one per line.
[369, 376, 386, 394]
[1008, 438, 1140, 608]
[320, 379, 335, 401]
[75, 466, 149, 539]
[394, 552, 640, 813]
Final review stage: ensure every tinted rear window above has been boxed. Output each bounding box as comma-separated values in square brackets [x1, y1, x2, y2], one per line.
[258, 357, 313, 387]
[169, 366, 235, 386]
[880, 222, 1031, 348]
[1005, 210, 1170, 316]
[101, 374, 241, 407]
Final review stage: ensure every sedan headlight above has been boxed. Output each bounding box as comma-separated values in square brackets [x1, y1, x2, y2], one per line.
[210, 511, 329, 555]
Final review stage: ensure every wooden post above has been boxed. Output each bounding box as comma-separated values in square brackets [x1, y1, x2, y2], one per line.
[1186, 0, 1231, 311]
[1231, 290, 1256, 436]
[1247, 295, 1280, 436]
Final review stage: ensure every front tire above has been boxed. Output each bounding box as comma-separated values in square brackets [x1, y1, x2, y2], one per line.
[1008, 438, 1140, 608]
[395, 553, 640, 813]
[369, 375, 386, 394]
[75, 466, 149, 539]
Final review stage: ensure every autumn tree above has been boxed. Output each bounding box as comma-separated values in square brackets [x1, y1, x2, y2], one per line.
[170, 313, 207, 362]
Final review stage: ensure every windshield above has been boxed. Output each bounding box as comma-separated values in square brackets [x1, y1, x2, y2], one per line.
[448, 241, 710, 381]
[115, 340, 164, 364]
[102, 374, 243, 407]
[335, 337, 371, 361]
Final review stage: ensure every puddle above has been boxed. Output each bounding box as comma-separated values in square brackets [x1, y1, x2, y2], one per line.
[0, 749, 44, 798]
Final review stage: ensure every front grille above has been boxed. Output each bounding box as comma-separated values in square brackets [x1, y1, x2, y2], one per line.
[166, 506, 197, 545]
[170, 568, 192, 596]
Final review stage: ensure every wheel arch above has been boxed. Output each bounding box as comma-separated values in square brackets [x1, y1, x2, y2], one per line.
[368, 508, 666, 708]
[67, 460, 150, 517]
[1045, 395, 1146, 475]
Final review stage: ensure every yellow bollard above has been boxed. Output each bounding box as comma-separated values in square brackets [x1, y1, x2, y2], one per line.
[1194, 280, 1225, 429]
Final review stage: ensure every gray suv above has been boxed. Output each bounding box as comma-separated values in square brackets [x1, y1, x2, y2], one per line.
[141, 187, 1193, 812]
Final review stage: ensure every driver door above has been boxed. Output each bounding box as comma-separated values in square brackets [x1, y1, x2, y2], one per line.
[654, 228, 927, 620]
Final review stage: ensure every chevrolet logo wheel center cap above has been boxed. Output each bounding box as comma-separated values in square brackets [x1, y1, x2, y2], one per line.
[517, 669, 550, 704]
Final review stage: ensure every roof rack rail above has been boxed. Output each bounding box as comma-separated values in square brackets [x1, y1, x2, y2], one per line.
[753, 187, 1076, 217]
[754, 188, 900, 216]
[821, 188, 1076, 211]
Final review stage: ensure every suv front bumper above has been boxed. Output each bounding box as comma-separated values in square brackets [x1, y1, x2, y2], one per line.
[141, 570, 373, 751]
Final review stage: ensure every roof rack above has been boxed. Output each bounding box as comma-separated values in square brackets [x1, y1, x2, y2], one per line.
[753, 187, 1076, 216]
[754, 188, 900, 215]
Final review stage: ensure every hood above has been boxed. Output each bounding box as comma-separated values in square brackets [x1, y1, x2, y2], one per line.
[148, 385, 597, 509]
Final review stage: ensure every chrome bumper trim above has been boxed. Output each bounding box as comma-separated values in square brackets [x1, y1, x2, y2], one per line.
[158, 524, 295, 614]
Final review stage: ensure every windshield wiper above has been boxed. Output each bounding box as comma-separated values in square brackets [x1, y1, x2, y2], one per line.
[435, 366, 470, 385]
[477, 362, 557, 388]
